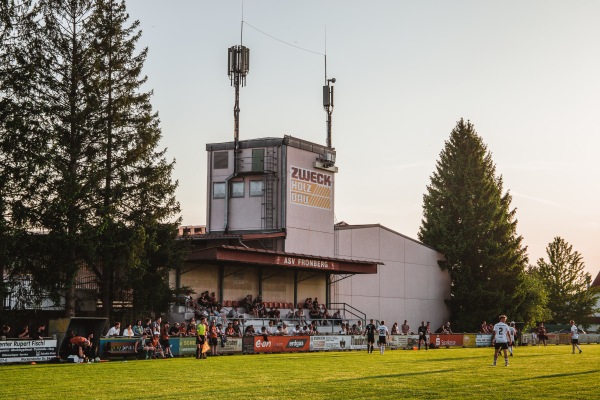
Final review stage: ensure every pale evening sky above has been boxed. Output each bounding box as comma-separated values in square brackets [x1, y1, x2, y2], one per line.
[125, 1, 600, 280]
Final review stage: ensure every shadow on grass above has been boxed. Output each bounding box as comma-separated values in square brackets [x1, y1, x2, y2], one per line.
[511, 370, 600, 381]
[332, 369, 455, 382]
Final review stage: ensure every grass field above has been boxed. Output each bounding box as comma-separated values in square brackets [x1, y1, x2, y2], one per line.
[2, 344, 599, 399]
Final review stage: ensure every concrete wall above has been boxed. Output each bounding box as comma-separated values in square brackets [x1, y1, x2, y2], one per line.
[334, 225, 450, 331]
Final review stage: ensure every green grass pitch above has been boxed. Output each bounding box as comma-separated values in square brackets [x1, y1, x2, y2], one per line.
[2, 345, 599, 399]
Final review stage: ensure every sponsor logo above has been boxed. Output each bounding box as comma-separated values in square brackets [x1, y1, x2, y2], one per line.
[255, 339, 272, 348]
[291, 167, 331, 187]
[286, 339, 306, 348]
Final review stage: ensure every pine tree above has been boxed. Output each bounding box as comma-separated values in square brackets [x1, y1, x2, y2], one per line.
[86, 0, 180, 317]
[418, 119, 529, 331]
[0, 0, 47, 307]
[534, 237, 599, 325]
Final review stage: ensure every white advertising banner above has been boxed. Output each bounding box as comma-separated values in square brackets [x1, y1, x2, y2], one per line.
[0, 339, 58, 363]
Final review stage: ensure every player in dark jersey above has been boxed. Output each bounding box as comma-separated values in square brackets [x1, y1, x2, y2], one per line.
[417, 321, 429, 350]
[364, 319, 377, 354]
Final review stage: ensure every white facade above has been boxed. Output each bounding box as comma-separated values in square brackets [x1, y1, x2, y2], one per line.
[334, 224, 451, 330]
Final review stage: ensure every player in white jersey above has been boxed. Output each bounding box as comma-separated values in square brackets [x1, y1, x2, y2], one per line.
[570, 320, 585, 354]
[492, 314, 510, 366]
[377, 321, 389, 355]
[508, 321, 517, 357]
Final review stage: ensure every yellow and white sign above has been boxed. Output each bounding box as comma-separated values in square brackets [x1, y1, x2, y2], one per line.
[289, 166, 332, 210]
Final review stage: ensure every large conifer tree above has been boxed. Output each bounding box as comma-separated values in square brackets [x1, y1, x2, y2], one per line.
[87, 0, 180, 317]
[534, 237, 599, 325]
[418, 119, 529, 331]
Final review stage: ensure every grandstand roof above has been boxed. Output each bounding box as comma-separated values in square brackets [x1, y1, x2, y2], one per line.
[186, 245, 380, 274]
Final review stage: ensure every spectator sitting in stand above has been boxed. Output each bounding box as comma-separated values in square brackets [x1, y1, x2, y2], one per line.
[401, 320, 410, 335]
[312, 298, 320, 310]
[332, 310, 342, 325]
[227, 306, 239, 320]
[437, 322, 452, 334]
[133, 320, 144, 336]
[241, 294, 253, 313]
[179, 322, 187, 336]
[106, 322, 121, 337]
[31, 323, 46, 340]
[122, 323, 134, 338]
[309, 322, 318, 335]
[297, 306, 306, 325]
[281, 323, 289, 335]
[244, 325, 256, 336]
[169, 322, 181, 336]
[225, 322, 235, 337]
[1, 324, 10, 340]
[303, 298, 312, 310]
[17, 325, 29, 338]
[391, 322, 400, 335]
[309, 307, 320, 324]
[135, 332, 154, 359]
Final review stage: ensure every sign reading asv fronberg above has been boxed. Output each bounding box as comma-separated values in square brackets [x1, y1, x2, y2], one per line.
[290, 166, 332, 210]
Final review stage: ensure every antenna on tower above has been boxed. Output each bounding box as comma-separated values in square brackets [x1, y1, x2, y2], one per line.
[228, 11, 250, 173]
[323, 31, 335, 149]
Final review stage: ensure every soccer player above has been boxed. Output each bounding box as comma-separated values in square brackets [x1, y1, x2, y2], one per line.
[492, 314, 510, 366]
[364, 319, 377, 354]
[508, 321, 517, 357]
[570, 320, 585, 354]
[417, 321, 429, 350]
[377, 320, 389, 355]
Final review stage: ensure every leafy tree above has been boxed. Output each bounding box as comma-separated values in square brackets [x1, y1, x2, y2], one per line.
[534, 237, 599, 325]
[418, 119, 530, 331]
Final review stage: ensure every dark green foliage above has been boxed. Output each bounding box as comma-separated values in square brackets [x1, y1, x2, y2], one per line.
[1, 0, 181, 318]
[533, 237, 599, 326]
[418, 119, 532, 331]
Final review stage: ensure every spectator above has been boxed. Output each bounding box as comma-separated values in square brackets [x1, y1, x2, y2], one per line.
[537, 323, 548, 347]
[401, 320, 410, 335]
[122, 323, 134, 338]
[106, 322, 121, 337]
[332, 310, 342, 325]
[1, 324, 10, 340]
[297, 307, 306, 325]
[169, 322, 181, 336]
[187, 320, 197, 336]
[85, 333, 96, 360]
[356, 320, 364, 334]
[227, 306, 239, 320]
[150, 333, 164, 358]
[208, 321, 219, 356]
[135, 332, 155, 359]
[281, 323, 289, 335]
[160, 322, 174, 358]
[232, 320, 242, 337]
[133, 320, 144, 336]
[31, 324, 46, 340]
[152, 317, 162, 334]
[225, 322, 235, 337]
[244, 325, 256, 336]
[480, 321, 490, 334]
[17, 325, 29, 339]
[179, 322, 187, 336]
[143, 318, 153, 336]
[391, 322, 400, 335]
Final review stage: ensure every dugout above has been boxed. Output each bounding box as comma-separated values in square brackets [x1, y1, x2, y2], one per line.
[49, 317, 107, 358]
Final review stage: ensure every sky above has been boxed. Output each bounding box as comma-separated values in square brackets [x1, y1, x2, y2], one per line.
[125, 1, 600, 280]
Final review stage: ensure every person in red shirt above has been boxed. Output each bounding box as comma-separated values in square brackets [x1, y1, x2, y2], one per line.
[69, 336, 91, 359]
